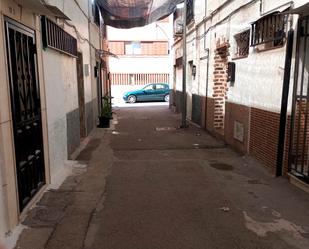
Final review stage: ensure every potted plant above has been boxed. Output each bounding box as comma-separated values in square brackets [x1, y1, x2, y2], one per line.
[98, 94, 113, 128]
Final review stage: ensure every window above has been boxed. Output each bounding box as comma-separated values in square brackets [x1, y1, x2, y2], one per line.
[156, 84, 166, 90]
[251, 12, 287, 50]
[125, 42, 142, 55]
[144, 84, 155, 90]
[234, 30, 250, 58]
[186, 0, 194, 24]
[41, 16, 77, 57]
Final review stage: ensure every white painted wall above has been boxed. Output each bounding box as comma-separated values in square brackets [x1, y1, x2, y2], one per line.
[0, 0, 7, 239]
[0, 136, 8, 243]
[187, 0, 309, 114]
[42, 0, 100, 182]
[108, 21, 171, 41]
[42, 50, 74, 179]
[108, 17, 173, 81]
[109, 56, 170, 74]
[0, 0, 102, 243]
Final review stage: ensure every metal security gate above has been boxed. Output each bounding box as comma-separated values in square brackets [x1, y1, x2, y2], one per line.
[289, 16, 309, 183]
[5, 18, 45, 211]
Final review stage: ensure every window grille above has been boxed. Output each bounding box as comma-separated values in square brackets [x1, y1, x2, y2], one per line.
[251, 12, 287, 48]
[186, 0, 194, 24]
[41, 16, 77, 57]
[234, 30, 250, 58]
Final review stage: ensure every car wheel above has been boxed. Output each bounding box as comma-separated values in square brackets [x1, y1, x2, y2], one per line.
[128, 95, 137, 103]
[164, 94, 169, 102]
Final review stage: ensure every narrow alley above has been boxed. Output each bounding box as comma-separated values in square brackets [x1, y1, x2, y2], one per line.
[15, 106, 309, 249]
[3, 1, 309, 248]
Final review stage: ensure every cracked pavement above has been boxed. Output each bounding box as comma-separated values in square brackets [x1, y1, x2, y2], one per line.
[15, 106, 309, 249]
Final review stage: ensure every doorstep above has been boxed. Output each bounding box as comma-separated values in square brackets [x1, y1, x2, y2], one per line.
[288, 173, 309, 194]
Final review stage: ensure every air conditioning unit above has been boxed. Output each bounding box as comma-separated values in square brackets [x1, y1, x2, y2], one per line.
[174, 19, 183, 36]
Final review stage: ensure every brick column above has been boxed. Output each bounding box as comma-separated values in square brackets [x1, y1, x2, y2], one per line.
[212, 40, 229, 134]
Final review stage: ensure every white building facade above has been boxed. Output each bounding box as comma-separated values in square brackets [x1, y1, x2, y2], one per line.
[108, 18, 173, 87]
[0, 0, 107, 244]
[172, 0, 309, 185]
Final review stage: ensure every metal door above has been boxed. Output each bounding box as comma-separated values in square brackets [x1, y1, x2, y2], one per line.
[289, 16, 309, 183]
[5, 18, 45, 211]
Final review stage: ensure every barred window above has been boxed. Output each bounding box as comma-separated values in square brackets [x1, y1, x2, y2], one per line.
[41, 16, 77, 57]
[251, 12, 287, 50]
[234, 30, 250, 58]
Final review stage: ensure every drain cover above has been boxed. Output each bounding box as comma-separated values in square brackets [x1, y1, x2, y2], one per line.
[210, 163, 234, 171]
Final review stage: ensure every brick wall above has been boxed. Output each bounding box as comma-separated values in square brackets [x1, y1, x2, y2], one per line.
[283, 116, 291, 174]
[249, 108, 281, 173]
[212, 41, 229, 134]
[108, 41, 168, 56]
[109, 41, 125, 55]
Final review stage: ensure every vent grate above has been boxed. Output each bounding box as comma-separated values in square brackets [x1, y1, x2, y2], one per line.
[41, 16, 77, 57]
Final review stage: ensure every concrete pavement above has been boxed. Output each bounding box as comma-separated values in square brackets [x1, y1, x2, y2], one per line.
[15, 105, 309, 249]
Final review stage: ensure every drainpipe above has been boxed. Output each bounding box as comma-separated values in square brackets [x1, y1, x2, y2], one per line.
[181, 0, 188, 128]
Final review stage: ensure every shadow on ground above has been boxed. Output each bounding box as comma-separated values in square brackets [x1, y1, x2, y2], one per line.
[14, 106, 309, 249]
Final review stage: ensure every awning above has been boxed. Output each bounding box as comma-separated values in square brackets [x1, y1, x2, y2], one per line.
[97, 0, 184, 28]
[281, 3, 309, 15]
[251, 5, 291, 23]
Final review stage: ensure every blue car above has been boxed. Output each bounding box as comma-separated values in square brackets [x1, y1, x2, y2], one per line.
[123, 83, 170, 103]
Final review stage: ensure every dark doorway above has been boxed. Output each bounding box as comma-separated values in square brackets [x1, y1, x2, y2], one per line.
[76, 52, 86, 139]
[5, 18, 45, 211]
